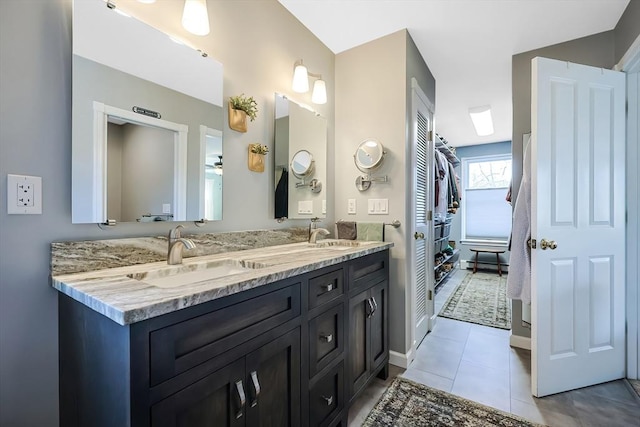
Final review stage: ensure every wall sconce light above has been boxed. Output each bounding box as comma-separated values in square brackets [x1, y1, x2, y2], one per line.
[291, 60, 327, 105]
[182, 0, 210, 36]
[469, 105, 494, 136]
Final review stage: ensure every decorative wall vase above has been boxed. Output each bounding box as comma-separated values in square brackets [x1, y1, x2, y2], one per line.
[228, 102, 248, 133]
[248, 144, 266, 172]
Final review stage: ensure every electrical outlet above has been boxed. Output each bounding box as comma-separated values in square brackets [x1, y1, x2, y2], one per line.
[7, 174, 42, 214]
[162, 203, 171, 214]
[347, 199, 356, 214]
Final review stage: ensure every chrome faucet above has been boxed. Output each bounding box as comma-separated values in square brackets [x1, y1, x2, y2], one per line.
[167, 225, 196, 265]
[309, 228, 330, 244]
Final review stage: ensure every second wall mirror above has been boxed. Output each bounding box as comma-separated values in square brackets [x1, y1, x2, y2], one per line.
[274, 94, 327, 219]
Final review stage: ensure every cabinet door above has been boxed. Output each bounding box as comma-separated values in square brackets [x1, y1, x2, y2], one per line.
[151, 358, 246, 427]
[245, 328, 301, 427]
[347, 290, 370, 399]
[369, 281, 388, 371]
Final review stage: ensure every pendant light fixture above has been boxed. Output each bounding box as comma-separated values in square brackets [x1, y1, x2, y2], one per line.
[291, 59, 327, 104]
[182, 0, 210, 36]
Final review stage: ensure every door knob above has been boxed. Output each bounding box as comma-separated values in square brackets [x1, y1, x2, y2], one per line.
[414, 232, 425, 240]
[540, 239, 558, 250]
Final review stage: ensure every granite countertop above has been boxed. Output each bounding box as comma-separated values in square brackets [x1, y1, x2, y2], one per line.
[52, 240, 393, 326]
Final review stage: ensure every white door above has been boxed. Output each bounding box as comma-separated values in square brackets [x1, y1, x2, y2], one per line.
[410, 80, 435, 350]
[531, 57, 626, 397]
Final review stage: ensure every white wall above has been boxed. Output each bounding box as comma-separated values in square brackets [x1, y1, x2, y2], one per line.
[0, 1, 334, 425]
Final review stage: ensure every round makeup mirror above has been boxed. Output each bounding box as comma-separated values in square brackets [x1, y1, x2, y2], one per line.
[354, 139, 385, 173]
[290, 149, 315, 179]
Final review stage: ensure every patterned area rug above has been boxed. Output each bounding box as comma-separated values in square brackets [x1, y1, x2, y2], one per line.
[439, 271, 511, 329]
[362, 377, 545, 426]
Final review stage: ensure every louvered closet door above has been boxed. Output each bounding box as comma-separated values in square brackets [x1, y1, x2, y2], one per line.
[411, 81, 435, 350]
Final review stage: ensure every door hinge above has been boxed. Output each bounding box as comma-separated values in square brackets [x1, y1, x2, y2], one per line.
[428, 290, 433, 301]
[427, 210, 433, 221]
[528, 238, 537, 249]
[428, 131, 433, 141]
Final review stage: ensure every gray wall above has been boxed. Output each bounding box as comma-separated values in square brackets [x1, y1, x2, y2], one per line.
[614, 0, 640, 62]
[0, 0, 334, 425]
[449, 140, 512, 265]
[335, 29, 437, 358]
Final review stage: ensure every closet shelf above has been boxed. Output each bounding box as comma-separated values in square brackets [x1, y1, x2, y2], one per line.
[434, 248, 459, 271]
[435, 133, 460, 166]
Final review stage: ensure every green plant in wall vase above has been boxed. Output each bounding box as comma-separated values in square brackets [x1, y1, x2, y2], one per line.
[228, 94, 258, 132]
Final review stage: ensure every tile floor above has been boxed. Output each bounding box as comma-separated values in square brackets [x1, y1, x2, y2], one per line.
[348, 269, 640, 426]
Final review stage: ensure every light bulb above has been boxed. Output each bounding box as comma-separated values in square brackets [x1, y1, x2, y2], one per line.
[311, 79, 327, 104]
[182, 0, 210, 36]
[292, 64, 309, 93]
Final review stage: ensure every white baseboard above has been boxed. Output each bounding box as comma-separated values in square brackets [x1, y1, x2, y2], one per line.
[389, 348, 414, 369]
[510, 333, 531, 350]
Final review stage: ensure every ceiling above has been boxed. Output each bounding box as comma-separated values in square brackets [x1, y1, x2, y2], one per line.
[278, 0, 630, 147]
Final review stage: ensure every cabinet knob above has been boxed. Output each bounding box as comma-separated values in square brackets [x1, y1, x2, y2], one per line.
[319, 333, 333, 343]
[234, 380, 246, 419]
[414, 232, 425, 240]
[322, 395, 334, 406]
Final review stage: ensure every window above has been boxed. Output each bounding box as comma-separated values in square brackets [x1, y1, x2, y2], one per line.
[461, 154, 512, 244]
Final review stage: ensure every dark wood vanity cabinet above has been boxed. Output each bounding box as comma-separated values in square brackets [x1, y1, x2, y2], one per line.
[346, 251, 390, 400]
[59, 250, 389, 427]
[152, 328, 301, 427]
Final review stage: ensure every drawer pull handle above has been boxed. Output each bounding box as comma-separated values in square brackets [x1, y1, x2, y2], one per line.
[322, 395, 334, 406]
[321, 283, 334, 292]
[235, 380, 246, 419]
[371, 296, 378, 315]
[319, 333, 333, 343]
[366, 298, 375, 318]
[250, 371, 261, 408]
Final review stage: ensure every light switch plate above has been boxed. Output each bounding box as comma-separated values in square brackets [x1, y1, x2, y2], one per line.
[347, 199, 356, 214]
[367, 198, 388, 215]
[298, 200, 313, 214]
[7, 174, 42, 214]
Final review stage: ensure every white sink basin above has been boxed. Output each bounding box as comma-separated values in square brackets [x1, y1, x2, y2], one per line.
[309, 240, 372, 250]
[127, 259, 266, 288]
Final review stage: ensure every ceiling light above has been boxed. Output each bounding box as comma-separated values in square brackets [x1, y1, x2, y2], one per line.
[182, 0, 210, 36]
[292, 61, 309, 93]
[311, 79, 327, 104]
[469, 105, 494, 136]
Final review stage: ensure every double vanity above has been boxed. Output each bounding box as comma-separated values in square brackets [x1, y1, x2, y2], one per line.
[53, 231, 391, 427]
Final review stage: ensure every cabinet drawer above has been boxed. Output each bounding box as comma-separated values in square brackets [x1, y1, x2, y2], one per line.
[308, 268, 343, 311]
[309, 361, 344, 427]
[348, 251, 388, 295]
[150, 284, 301, 385]
[308, 304, 344, 377]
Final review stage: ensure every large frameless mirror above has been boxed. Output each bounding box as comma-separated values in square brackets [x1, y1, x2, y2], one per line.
[274, 94, 327, 219]
[71, 0, 224, 224]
